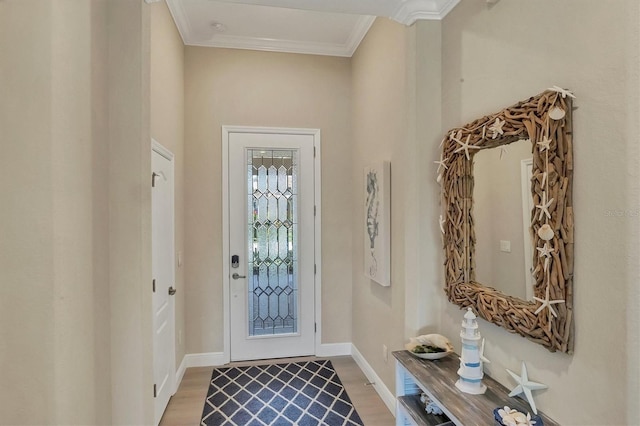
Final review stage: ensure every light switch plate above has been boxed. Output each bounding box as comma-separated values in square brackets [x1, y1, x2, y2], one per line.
[500, 240, 511, 253]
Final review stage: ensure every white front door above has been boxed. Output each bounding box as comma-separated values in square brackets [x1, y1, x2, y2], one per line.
[152, 141, 176, 425]
[227, 129, 316, 361]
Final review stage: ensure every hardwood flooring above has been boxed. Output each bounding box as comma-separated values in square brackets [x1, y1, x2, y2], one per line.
[159, 356, 395, 426]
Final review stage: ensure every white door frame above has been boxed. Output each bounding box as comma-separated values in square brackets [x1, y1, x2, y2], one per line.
[222, 126, 321, 364]
[151, 139, 176, 424]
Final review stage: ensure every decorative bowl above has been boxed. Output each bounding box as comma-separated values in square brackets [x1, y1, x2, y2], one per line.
[405, 343, 453, 360]
[405, 334, 455, 360]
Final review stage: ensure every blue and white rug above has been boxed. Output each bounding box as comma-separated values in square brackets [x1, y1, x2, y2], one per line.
[201, 359, 364, 426]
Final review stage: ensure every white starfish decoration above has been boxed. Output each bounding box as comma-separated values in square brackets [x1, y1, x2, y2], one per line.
[541, 171, 548, 188]
[439, 215, 446, 234]
[434, 154, 449, 174]
[536, 243, 555, 272]
[479, 338, 491, 364]
[449, 129, 463, 143]
[454, 134, 481, 160]
[488, 118, 505, 139]
[482, 125, 487, 139]
[506, 362, 548, 415]
[537, 136, 552, 152]
[533, 285, 565, 319]
[548, 85, 576, 99]
[535, 191, 554, 221]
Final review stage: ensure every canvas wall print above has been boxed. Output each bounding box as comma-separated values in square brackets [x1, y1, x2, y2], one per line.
[364, 161, 390, 286]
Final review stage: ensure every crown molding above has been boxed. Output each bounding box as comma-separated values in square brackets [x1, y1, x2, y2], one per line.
[165, 0, 193, 46]
[391, 0, 461, 25]
[166, 0, 374, 57]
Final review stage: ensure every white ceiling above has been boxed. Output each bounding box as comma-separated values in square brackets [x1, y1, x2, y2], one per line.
[165, 0, 461, 57]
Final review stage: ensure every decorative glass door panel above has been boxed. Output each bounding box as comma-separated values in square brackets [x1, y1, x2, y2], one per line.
[247, 149, 298, 336]
[227, 129, 316, 362]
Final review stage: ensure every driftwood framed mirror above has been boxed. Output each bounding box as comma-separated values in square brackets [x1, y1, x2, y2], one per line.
[438, 88, 574, 353]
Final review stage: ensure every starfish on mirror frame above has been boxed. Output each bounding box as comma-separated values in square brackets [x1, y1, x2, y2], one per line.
[533, 284, 565, 318]
[548, 85, 576, 99]
[454, 134, 481, 161]
[449, 129, 463, 144]
[506, 362, 548, 415]
[537, 136, 552, 152]
[439, 215, 446, 234]
[537, 242, 555, 272]
[535, 191, 554, 221]
[537, 242, 554, 258]
[489, 118, 505, 139]
[434, 154, 449, 174]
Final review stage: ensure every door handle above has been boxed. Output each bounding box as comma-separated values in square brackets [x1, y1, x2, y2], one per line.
[168, 286, 177, 296]
[232, 273, 246, 280]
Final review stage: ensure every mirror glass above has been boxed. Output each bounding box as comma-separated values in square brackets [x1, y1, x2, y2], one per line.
[473, 139, 534, 301]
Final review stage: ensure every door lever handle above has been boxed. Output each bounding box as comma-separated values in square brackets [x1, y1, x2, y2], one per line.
[232, 273, 246, 280]
[168, 286, 177, 296]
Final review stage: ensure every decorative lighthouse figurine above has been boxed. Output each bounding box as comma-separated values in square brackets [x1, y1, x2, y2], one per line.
[455, 307, 487, 394]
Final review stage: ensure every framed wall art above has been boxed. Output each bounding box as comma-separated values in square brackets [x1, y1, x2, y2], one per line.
[364, 161, 391, 286]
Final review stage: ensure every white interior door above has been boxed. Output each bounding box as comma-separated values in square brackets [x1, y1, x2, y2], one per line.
[152, 142, 176, 425]
[228, 130, 316, 361]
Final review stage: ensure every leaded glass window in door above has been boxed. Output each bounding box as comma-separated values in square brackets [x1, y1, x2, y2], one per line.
[247, 149, 298, 337]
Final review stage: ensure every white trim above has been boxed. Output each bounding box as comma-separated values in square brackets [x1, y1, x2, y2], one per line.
[351, 344, 396, 415]
[183, 352, 227, 368]
[391, 0, 461, 25]
[173, 352, 226, 392]
[152, 139, 174, 161]
[222, 128, 231, 365]
[316, 343, 352, 357]
[166, 0, 373, 57]
[222, 126, 322, 362]
[184, 21, 371, 58]
[344, 16, 376, 57]
[175, 356, 187, 393]
[312, 132, 323, 360]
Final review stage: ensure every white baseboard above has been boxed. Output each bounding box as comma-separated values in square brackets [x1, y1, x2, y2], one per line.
[316, 342, 352, 357]
[183, 351, 226, 368]
[351, 344, 396, 415]
[174, 355, 187, 393]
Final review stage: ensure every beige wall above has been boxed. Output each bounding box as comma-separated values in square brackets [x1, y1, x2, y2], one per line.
[184, 48, 352, 353]
[108, 0, 154, 423]
[151, 0, 185, 368]
[350, 17, 412, 392]
[0, 0, 113, 423]
[436, 1, 640, 424]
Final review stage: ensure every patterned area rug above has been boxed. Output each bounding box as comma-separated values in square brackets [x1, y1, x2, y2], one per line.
[201, 359, 364, 426]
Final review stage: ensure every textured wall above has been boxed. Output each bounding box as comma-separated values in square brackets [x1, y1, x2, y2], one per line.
[184, 47, 353, 354]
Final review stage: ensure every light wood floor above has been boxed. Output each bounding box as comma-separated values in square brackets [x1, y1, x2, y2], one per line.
[159, 356, 396, 426]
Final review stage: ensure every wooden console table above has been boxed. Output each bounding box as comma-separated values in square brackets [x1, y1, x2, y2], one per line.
[393, 350, 559, 426]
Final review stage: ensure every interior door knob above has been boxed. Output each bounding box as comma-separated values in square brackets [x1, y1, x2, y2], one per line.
[168, 286, 177, 296]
